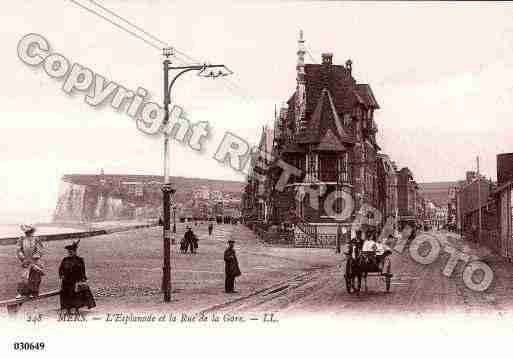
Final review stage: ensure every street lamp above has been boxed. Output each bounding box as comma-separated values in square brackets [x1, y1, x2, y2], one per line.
[172, 205, 176, 234]
[161, 47, 232, 303]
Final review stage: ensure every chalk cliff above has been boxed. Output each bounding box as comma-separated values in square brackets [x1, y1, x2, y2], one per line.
[53, 174, 244, 223]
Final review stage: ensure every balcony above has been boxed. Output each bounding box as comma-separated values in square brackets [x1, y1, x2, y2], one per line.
[304, 170, 351, 184]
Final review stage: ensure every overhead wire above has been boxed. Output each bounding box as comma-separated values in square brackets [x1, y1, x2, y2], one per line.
[86, 0, 199, 65]
[69, 0, 254, 101]
[68, 0, 161, 51]
[87, 0, 167, 47]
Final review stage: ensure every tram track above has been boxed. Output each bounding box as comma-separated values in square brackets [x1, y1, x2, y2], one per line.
[199, 266, 337, 314]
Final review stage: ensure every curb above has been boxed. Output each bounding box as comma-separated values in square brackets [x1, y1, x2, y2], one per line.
[0, 224, 158, 246]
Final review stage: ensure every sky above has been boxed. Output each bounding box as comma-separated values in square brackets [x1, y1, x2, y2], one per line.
[1, 1, 513, 223]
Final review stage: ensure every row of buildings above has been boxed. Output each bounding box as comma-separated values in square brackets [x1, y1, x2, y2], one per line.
[241, 32, 427, 245]
[449, 153, 513, 259]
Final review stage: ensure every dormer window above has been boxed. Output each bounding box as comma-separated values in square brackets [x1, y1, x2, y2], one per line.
[343, 113, 351, 127]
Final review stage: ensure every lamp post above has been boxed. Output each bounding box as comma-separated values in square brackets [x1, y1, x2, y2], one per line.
[172, 205, 176, 234]
[161, 47, 232, 303]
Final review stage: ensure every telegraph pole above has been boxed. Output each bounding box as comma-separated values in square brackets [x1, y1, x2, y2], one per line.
[477, 156, 482, 243]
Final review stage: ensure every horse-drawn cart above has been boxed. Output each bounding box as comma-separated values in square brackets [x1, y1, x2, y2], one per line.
[344, 248, 393, 294]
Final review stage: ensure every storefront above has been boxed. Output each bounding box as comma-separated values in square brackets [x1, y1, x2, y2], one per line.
[498, 181, 513, 259]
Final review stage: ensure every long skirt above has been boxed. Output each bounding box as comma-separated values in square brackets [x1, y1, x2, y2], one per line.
[60, 282, 96, 310]
[17, 266, 43, 296]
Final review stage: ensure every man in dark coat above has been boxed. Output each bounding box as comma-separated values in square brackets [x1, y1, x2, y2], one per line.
[184, 226, 197, 254]
[224, 240, 241, 293]
[59, 240, 96, 314]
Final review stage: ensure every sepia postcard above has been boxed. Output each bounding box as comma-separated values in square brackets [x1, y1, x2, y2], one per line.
[2, 1, 513, 357]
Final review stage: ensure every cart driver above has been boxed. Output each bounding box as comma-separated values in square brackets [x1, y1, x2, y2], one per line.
[361, 232, 380, 267]
[362, 234, 377, 253]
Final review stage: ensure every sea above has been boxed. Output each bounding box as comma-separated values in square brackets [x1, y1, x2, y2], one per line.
[0, 224, 83, 239]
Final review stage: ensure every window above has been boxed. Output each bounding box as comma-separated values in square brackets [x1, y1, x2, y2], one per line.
[306, 153, 318, 181]
[296, 190, 304, 218]
[343, 113, 351, 127]
[337, 153, 349, 183]
[135, 184, 143, 197]
[319, 154, 337, 182]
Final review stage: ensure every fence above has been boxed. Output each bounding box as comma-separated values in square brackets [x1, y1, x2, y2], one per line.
[245, 221, 351, 249]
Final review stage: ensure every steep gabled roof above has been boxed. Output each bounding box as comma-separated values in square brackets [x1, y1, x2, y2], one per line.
[377, 153, 396, 175]
[313, 129, 347, 151]
[257, 126, 274, 155]
[296, 88, 355, 146]
[354, 84, 379, 109]
[304, 64, 357, 117]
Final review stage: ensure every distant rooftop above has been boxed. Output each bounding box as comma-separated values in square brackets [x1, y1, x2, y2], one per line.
[418, 181, 459, 205]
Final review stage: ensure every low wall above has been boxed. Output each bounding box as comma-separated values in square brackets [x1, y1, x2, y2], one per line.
[0, 224, 157, 246]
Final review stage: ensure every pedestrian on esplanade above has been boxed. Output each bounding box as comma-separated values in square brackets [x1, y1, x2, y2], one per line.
[59, 240, 96, 315]
[183, 226, 198, 254]
[16, 224, 45, 298]
[224, 240, 241, 293]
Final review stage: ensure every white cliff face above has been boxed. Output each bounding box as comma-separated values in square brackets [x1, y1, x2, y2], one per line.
[105, 197, 123, 219]
[53, 178, 159, 222]
[53, 181, 87, 222]
[94, 194, 105, 219]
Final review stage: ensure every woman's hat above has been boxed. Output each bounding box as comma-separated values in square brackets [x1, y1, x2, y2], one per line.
[64, 239, 80, 251]
[20, 224, 36, 235]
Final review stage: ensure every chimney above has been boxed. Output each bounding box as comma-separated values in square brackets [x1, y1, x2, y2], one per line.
[466, 171, 476, 182]
[497, 153, 513, 186]
[321, 53, 333, 65]
[345, 59, 352, 74]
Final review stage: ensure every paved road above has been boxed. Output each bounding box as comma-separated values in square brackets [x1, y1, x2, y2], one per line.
[0, 223, 339, 317]
[3, 226, 512, 319]
[209, 231, 512, 316]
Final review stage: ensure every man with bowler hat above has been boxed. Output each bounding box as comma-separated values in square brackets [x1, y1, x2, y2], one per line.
[224, 240, 241, 293]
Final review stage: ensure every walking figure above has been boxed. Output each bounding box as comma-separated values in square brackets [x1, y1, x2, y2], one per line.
[59, 240, 96, 315]
[16, 225, 45, 298]
[224, 240, 241, 293]
[182, 226, 198, 254]
[208, 223, 213, 237]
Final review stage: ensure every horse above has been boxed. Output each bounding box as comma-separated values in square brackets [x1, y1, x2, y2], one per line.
[345, 243, 393, 293]
[344, 241, 363, 294]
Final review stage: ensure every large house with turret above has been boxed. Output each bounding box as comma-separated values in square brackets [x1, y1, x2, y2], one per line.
[242, 33, 428, 245]
[244, 32, 384, 244]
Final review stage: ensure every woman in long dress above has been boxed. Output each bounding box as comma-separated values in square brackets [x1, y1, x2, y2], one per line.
[16, 225, 45, 298]
[58, 240, 96, 314]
